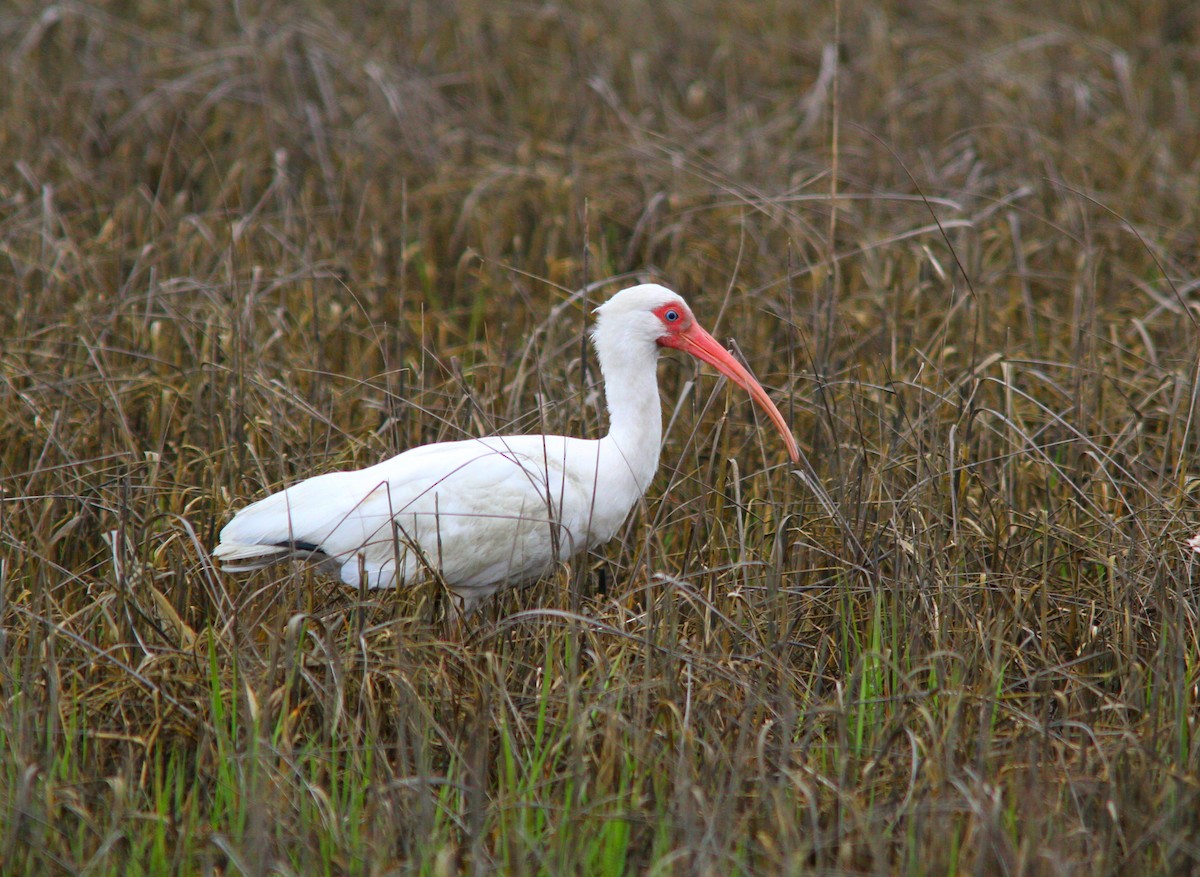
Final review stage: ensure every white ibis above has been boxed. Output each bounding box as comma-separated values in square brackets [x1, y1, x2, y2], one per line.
[214, 283, 800, 612]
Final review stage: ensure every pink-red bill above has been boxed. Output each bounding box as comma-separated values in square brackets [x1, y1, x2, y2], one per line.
[661, 322, 801, 463]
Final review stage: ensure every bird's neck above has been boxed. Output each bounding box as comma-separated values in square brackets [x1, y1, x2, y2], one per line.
[597, 344, 663, 491]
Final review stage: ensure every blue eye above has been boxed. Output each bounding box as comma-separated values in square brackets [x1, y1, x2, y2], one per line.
[665, 309, 680, 322]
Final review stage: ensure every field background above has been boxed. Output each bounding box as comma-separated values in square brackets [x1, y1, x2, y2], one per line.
[3, 1, 1199, 874]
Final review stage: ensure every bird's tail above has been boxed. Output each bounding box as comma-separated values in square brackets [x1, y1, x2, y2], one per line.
[214, 469, 356, 573]
[214, 535, 334, 571]
[211, 541, 294, 571]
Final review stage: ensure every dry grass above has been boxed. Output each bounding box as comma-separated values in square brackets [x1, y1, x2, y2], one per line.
[2, 0, 1200, 874]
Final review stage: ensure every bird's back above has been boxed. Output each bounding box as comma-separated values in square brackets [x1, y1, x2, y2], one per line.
[215, 433, 644, 608]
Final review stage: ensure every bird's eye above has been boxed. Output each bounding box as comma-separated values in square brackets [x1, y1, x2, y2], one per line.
[665, 309, 680, 322]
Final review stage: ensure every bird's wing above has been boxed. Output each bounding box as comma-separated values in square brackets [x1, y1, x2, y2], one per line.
[216, 436, 608, 596]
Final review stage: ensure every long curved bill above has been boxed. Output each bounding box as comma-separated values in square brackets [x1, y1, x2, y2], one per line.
[661, 322, 801, 463]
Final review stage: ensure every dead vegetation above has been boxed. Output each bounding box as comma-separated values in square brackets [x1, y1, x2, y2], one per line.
[2, 0, 1199, 874]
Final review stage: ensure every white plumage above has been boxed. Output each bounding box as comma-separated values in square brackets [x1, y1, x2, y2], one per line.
[214, 283, 799, 612]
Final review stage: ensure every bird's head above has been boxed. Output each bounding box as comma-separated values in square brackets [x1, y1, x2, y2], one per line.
[592, 283, 694, 349]
[593, 283, 801, 462]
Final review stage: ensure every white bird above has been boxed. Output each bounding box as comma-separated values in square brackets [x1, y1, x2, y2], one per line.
[214, 283, 800, 612]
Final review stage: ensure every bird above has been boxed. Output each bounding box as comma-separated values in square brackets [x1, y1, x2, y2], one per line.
[213, 283, 800, 613]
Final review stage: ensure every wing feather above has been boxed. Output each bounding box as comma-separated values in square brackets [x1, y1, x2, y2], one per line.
[215, 435, 618, 601]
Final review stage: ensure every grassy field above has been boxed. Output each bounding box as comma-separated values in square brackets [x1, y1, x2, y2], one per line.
[2, 0, 1199, 874]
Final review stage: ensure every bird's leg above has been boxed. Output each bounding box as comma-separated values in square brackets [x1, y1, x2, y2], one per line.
[356, 554, 369, 637]
[443, 590, 474, 644]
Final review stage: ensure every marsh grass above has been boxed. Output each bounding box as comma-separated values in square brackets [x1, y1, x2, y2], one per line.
[2, 0, 1199, 874]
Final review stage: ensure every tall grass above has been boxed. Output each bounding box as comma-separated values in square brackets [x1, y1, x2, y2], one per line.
[2, 0, 1198, 873]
